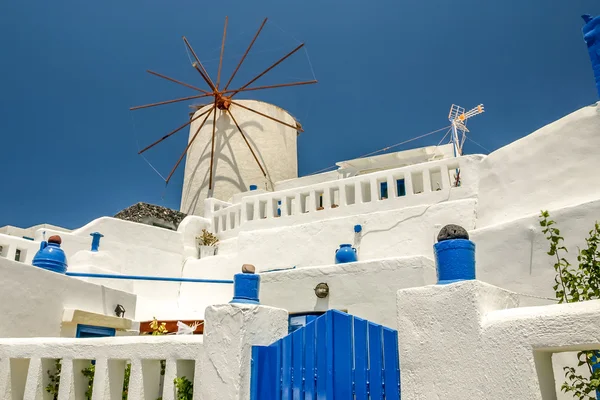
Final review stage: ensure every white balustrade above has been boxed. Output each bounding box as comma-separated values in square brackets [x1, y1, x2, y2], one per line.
[240, 157, 465, 222]
[0, 335, 203, 400]
[203, 157, 472, 238]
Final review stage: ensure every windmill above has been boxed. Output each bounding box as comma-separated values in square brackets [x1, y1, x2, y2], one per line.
[130, 17, 317, 193]
[447, 103, 485, 186]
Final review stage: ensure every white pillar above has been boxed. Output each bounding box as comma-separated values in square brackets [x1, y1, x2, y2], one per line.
[370, 178, 379, 201]
[23, 358, 43, 400]
[396, 281, 518, 399]
[199, 304, 288, 400]
[422, 168, 432, 193]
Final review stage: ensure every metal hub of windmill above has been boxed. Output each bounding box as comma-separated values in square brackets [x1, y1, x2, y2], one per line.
[130, 17, 317, 190]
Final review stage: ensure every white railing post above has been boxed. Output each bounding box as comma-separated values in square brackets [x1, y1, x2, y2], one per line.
[422, 168, 432, 193]
[0, 358, 10, 398]
[90, 358, 110, 400]
[23, 357, 43, 400]
[253, 199, 260, 220]
[404, 173, 414, 196]
[240, 201, 248, 223]
[355, 181, 363, 204]
[281, 198, 289, 217]
[386, 175, 396, 199]
[162, 359, 178, 400]
[323, 189, 332, 209]
[338, 184, 347, 206]
[308, 191, 316, 212]
[57, 358, 76, 400]
[370, 178, 379, 202]
[294, 193, 302, 215]
[439, 164, 450, 190]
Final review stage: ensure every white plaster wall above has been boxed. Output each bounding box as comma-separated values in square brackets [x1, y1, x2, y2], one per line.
[33, 217, 186, 281]
[472, 197, 600, 306]
[396, 280, 600, 400]
[181, 100, 299, 216]
[230, 198, 477, 269]
[0, 257, 136, 338]
[476, 102, 600, 228]
[260, 255, 436, 328]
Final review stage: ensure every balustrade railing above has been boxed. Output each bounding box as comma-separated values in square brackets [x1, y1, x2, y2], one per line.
[206, 157, 470, 235]
[0, 335, 203, 400]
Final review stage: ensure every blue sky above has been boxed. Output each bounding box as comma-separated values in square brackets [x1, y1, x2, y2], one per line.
[1, 0, 598, 229]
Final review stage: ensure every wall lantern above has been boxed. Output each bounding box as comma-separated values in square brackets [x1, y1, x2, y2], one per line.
[114, 304, 126, 318]
[314, 283, 329, 298]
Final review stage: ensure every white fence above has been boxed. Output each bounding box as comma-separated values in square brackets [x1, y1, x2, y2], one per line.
[0, 335, 203, 400]
[208, 156, 475, 236]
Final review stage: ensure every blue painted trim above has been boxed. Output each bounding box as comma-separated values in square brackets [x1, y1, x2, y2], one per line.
[76, 324, 116, 338]
[65, 272, 233, 284]
[22, 236, 34, 241]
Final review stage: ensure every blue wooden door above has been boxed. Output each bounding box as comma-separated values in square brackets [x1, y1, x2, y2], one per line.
[251, 310, 400, 399]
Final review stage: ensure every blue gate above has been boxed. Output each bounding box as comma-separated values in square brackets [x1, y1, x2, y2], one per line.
[250, 310, 400, 399]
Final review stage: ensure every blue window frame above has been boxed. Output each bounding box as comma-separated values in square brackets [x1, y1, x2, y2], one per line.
[397, 179, 406, 197]
[380, 182, 388, 199]
[76, 324, 116, 338]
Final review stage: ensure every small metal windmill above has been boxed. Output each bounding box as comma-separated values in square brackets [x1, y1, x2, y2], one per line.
[130, 17, 317, 190]
[447, 103, 485, 186]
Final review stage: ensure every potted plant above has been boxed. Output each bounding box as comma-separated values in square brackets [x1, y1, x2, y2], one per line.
[196, 229, 219, 259]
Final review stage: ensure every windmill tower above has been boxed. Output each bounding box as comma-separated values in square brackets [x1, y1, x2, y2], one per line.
[447, 103, 485, 185]
[130, 17, 316, 216]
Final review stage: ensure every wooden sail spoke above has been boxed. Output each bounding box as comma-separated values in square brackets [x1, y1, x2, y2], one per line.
[220, 80, 317, 96]
[146, 70, 210, 94]
[130, 93, 214, 111]
[138, 107, 213, 155]
[223, 17, 267, 91]
[183, 36, 216, 91]
[208, 105, 219, 189]
[230, 100, 303, 132]
[165, 105, 215, 184]
[230, 43, 305, 98]
[216, 16, 228, 89]
[228, 109, 267, 177]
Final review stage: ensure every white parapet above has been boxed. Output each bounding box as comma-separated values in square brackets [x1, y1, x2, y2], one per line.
[204, 154, 482, 239]
[397, 280, 600, 399]
[0, 335, 203, 400]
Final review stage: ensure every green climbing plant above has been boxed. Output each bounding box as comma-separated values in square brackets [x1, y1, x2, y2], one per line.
[539, 210, 600, 399]
[45, 359, 61, 400]
[174, 376, 194, 399]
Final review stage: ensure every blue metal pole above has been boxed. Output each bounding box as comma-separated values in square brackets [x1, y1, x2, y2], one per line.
[450, 122, 461, 186]
[65, 272, 233, 284]
[90, 232, 104, 252]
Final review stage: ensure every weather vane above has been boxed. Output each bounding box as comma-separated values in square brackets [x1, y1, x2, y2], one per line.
[130, 17, 317, 189]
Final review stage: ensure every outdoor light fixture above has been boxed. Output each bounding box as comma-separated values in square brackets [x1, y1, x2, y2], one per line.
[114, 304, 126, 318]
[314, 283, 329, 298]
